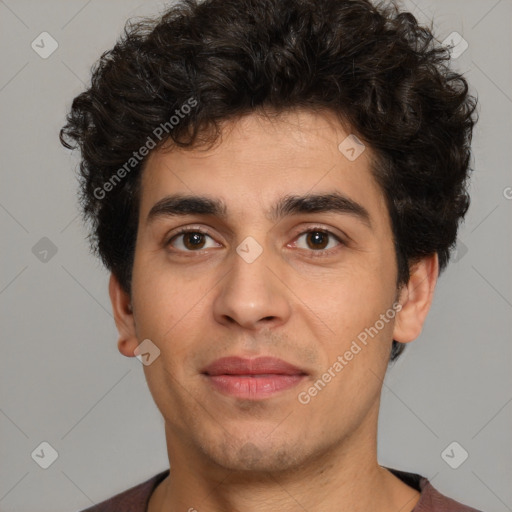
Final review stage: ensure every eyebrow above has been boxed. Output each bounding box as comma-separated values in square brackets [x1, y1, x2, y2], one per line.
[147, 192, 371, 227]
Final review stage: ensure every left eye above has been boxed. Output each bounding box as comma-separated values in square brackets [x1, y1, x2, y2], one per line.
[292, 229, 342, 251]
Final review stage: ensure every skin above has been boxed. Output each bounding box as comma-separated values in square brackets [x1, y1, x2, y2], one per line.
[109, 108, 438, 512]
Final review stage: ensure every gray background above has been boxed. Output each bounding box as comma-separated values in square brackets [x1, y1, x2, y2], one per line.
[1, 0, 511, 511]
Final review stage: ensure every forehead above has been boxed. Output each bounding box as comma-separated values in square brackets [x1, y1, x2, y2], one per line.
[138, 109, 388, 225]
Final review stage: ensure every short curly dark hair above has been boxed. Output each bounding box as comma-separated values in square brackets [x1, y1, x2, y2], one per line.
[60, 0, 477, 361]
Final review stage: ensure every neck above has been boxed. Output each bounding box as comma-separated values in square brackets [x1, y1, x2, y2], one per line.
[148, 407, 420, 512]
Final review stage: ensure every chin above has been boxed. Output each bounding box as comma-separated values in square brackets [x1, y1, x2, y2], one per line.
[202, 434, 309, 474]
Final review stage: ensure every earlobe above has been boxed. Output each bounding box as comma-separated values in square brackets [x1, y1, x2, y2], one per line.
[108, 273, 139, 357]
[392, 254, 439, 344]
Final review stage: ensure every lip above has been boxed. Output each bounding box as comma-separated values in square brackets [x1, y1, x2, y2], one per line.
[201, 356, 307, 399]
[202, 356, 306, 376]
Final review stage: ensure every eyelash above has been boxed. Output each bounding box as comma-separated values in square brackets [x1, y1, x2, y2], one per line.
[165, 226, 345, 258]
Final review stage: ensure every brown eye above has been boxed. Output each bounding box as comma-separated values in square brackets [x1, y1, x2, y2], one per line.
[305, 231, 329, 250]
[182, 232, 206, 250]
[293, 229, 342, 253]
[168, 230, 219, 252]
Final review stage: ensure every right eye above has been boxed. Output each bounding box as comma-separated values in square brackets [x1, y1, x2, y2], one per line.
[167, 229, 222, 252]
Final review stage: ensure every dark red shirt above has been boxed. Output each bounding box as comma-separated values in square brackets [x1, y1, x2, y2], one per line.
[78, 467, 483, 511]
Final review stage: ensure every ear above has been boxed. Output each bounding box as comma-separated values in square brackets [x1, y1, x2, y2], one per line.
[108, 273, 139, 357]
[393, 253, 439, 343]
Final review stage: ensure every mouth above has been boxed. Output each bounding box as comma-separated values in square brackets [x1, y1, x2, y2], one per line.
[201, 356, 308, 400]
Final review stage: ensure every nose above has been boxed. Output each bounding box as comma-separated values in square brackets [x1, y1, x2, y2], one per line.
[212, 242, 291, 331]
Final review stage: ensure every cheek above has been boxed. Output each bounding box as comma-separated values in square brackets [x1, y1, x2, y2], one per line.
[293, 262, 396, 341]
[131, 247, 201, 332]
[130, 257, 220, 385]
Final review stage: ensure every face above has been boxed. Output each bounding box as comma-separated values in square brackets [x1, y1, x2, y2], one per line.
[112, 109, 430, 474]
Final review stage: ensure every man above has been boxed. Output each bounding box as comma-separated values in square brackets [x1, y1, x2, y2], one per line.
[61, 0, 480, 510]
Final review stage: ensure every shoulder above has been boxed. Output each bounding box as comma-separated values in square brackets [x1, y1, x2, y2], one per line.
[417, 478, 484, 512]
[386, 467, 484, 512]
[75, 469, 169, 512]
